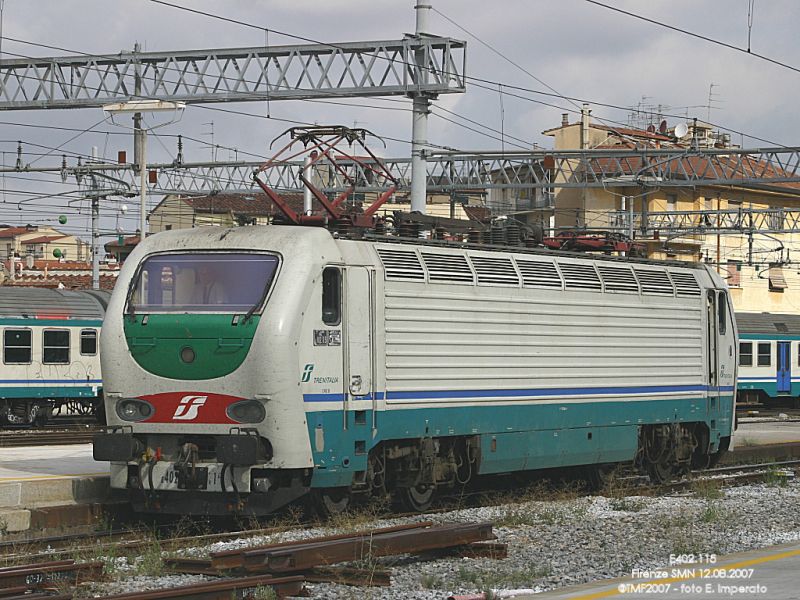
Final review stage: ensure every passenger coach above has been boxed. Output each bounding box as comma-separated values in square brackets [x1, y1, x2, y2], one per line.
[94, 226, 737, 516]
[0, 287, 107, 425]
[737, 311, 800, 407]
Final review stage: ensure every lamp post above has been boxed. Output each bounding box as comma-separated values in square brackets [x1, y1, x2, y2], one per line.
[102, 100, 185, 241]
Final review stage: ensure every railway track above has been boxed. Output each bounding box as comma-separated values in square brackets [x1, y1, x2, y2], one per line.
[3, 522, 502, 599]
[0, 426, 100, 447]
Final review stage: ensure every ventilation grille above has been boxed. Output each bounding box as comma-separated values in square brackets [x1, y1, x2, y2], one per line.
[421, 252, 474, 283]
[558, 262, 602, 291]
[376, 247, 425, 281]
[470, 255, 519, 286]
[671, 271, 701, 297]
[598, 265, 639, 294]
[635, 268, 675, 295]
[516, 259, 562, 289]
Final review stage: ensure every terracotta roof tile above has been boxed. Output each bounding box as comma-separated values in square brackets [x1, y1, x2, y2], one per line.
[181, 192, 304, 216]
[23, 235, 66, 244]
[5, 274, 118, 291]
[0, 226, 35, 239]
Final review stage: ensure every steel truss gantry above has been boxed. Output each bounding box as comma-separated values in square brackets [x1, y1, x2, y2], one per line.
[608, 207, 800, 235]
[6, 146, 800, 233]
[0, 39, 466, 109]
[7, 145, 798, 193]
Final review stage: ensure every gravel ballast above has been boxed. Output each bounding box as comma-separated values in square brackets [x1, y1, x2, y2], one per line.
[85, 477, 800, 599]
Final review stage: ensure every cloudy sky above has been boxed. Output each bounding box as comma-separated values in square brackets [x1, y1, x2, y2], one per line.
[0, 0, 798, 238]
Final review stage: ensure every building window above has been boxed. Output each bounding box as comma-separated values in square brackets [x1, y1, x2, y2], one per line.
[757, 342, 771, 367]
[80, 329, 98, 355]
[322, 267, 341, 326]
[739, 342, 753, 367]
[43, 329, 70, 364]
[4, 329, 32, 364]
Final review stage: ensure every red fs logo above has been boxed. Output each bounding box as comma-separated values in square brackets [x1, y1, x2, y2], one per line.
[139, 392, 243, 424]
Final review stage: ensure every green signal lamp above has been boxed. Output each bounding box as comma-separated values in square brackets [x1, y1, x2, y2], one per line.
[57, 215, 67, 225]
[52, 248, 63, 258]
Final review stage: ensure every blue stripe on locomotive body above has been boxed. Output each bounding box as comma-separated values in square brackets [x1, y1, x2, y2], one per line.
[305, 394, 735, 488]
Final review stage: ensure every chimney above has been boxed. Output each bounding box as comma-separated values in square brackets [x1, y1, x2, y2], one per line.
[580, 103, 591, 150]
[561, 113, 569, 127]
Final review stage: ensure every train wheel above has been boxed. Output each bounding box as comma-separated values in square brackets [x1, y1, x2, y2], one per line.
[585, 463, 617, 491]
[397, 484, 435, 512]
[315, 488, 351, 518]
[646, 461, 674, 484]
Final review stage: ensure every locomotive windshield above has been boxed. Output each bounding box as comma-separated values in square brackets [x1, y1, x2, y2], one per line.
[128, 253, 279, 313]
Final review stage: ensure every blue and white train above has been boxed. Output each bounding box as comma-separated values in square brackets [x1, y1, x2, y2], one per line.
[94, 226, 737, 515]
[0, 287, 107, 425]
[736, 312, 800, 408]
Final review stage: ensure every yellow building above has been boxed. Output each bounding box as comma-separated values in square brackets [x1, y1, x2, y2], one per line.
[543, 110, 800, 313]
[0, 225, 87, 262]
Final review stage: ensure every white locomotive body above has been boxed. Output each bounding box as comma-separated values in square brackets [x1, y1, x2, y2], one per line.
[95, 226, 736, 515]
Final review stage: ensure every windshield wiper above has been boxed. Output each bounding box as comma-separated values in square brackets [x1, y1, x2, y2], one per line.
[124, 280, 139, 320]
[242, 303, 258, 325]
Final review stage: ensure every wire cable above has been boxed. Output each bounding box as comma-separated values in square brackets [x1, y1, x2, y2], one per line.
[583, 0, 800, 75]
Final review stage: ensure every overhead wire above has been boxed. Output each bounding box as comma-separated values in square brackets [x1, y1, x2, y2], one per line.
[583, 0, 800, 75]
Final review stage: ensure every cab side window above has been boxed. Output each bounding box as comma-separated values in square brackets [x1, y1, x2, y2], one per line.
[322, 267, 341, 326]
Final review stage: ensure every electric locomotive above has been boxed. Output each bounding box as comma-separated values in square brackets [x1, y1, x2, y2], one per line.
[0, 287, 108, 426]
[94, 225, 737, 516]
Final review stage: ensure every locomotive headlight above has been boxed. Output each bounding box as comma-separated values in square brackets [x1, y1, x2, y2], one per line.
[226, 399, 266, 424]
[116, 399, 153, 422]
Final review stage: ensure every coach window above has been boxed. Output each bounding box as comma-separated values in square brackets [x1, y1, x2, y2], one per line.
[43, 330, 70, 364]
[717, 293, 726, 335]
[80, 329, 98, 356]
[322, 267, 342, 326]
[4, 329, 32, 364]
[739, 342, 753, 367]
[757, 342, 771, 367]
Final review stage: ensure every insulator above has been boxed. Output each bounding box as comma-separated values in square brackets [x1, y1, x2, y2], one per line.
[468, 229, 482, 244]
[398, 222, 420, 238]
[506, 221, 521, 246]
[434, 226, 447, 240]
[336, 219, 352, 238]
[374, 219, 387, 235]
[490, 225, 506, 245]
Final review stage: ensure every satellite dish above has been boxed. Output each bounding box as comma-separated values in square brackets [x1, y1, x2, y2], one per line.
[659, 120, 668, 134]
[674, 123, 689, 139]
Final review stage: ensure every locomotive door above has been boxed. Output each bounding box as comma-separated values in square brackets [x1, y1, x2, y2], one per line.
[343, 267, 374, 415]
[706, 291, 720, 407]
[777, 341, 791, 394]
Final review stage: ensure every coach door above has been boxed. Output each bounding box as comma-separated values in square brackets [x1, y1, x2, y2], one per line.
[777, 341, 791, 394]
[343, 267, 374, 424]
